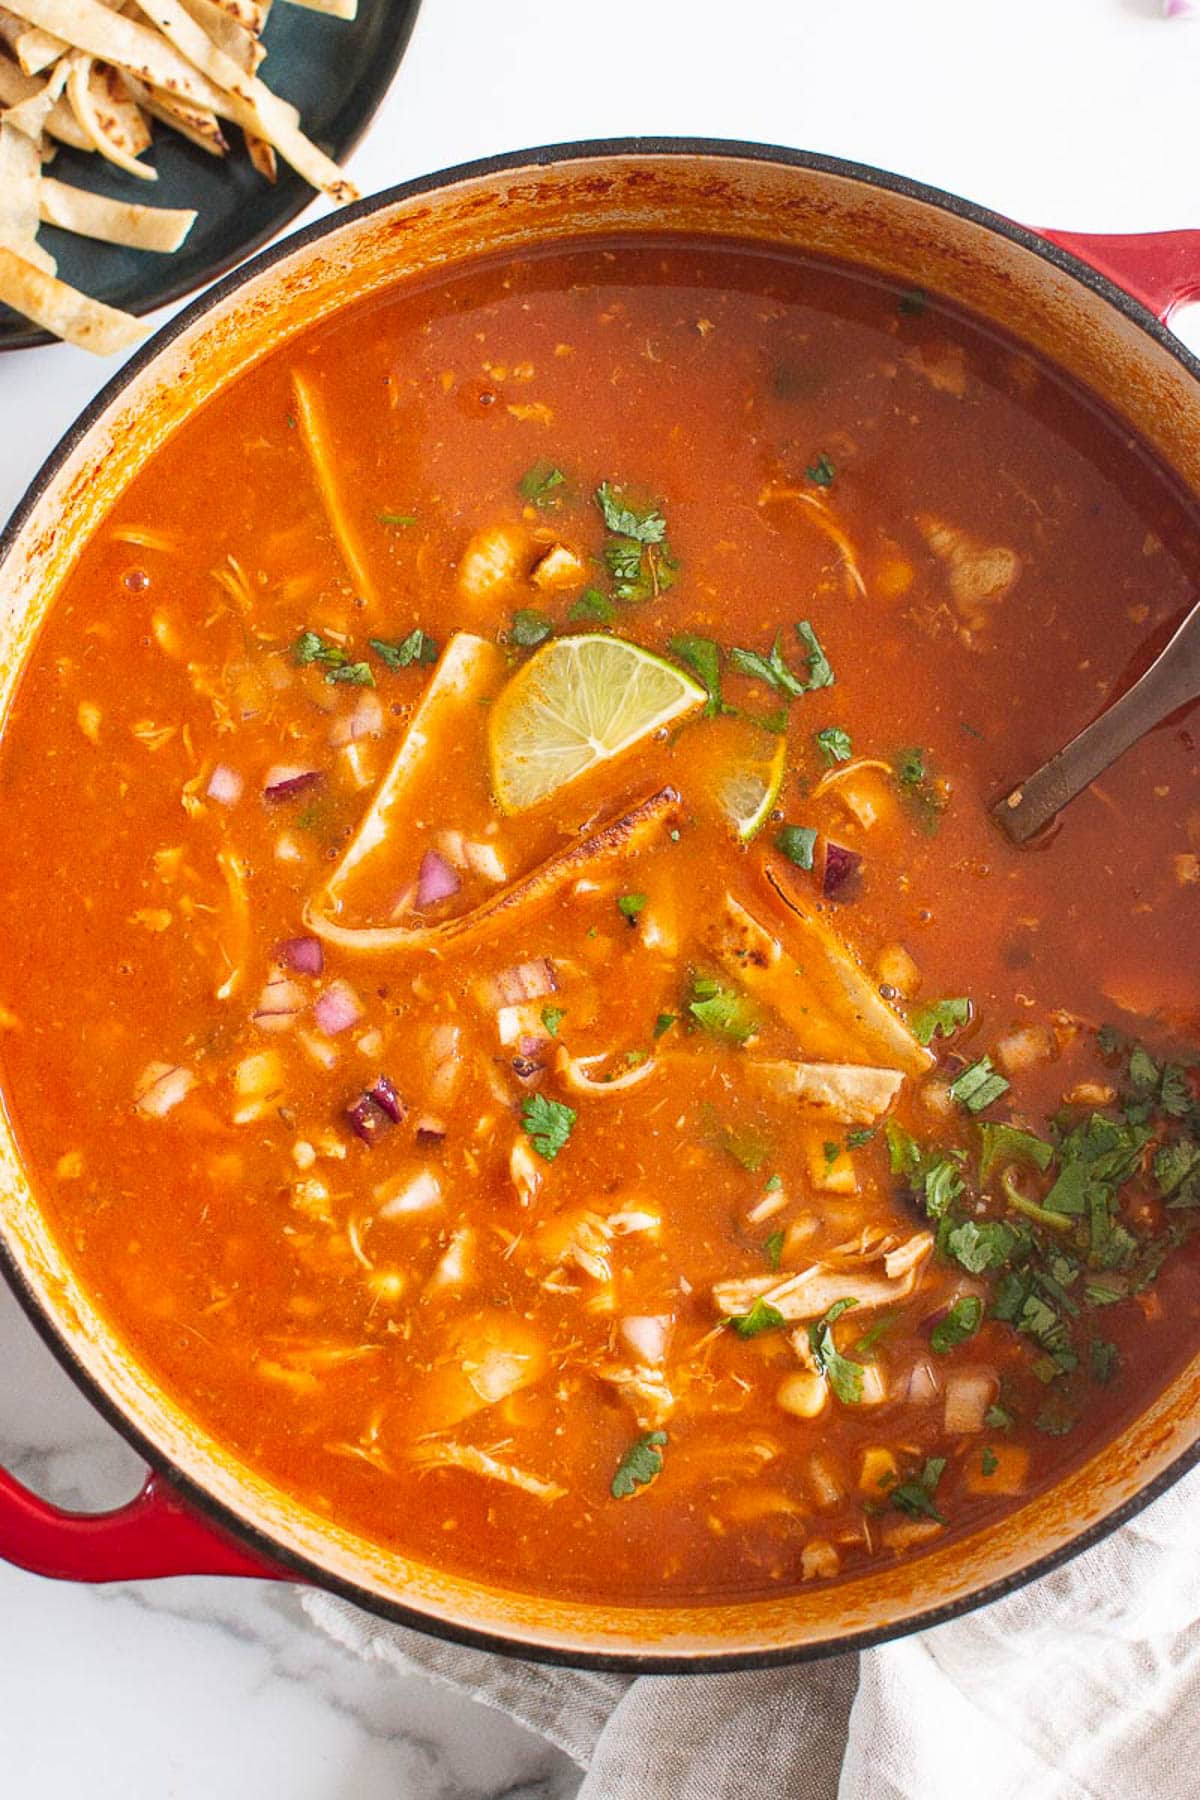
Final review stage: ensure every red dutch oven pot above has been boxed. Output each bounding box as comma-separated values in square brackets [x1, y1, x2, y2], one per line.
[0, 140, 1198, 1669]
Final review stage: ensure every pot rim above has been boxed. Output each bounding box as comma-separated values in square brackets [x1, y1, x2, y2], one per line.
[2, 135, 1199, 1672]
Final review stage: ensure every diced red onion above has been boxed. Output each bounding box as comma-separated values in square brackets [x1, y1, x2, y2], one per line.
[329, 690, 384, 747]
[517, 1034, 547, 1058]
[314, 980, 363, 1036]
[511, 1054, 544, 1083]
[263, 765, 323, 804]
[906, 1360, 942, 1405]
[133, 1061, 196, 1118]
[416, 849, 461, 908]
[414, 1114, 447, 1147]
[277, 935, 323, 976]
[823, 842, 862, 899]
[486, 958, 557, 1008]
[365, 1073, 405, 1123]
[252, 972, 306, 1032]
[921, 1303, 951, 1339]
[206, 763, 243, 806]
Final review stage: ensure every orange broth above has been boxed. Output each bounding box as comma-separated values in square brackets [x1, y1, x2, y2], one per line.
[0, 238, 1198, 1603]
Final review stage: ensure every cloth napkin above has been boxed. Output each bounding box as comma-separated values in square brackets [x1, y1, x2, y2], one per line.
[304, 1462, 1200, 1798]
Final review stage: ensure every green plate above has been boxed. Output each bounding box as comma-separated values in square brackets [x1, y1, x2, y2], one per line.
[0, 0, 422, 352]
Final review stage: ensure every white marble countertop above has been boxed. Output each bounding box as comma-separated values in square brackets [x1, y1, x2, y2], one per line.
[2, 1, 1200, 1793]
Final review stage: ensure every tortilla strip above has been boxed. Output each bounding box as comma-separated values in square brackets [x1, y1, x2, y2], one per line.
[0, 55, 92, 148]
[66, 51, 155, 179]
[280, 0, 357, 18]
[119, 70, 227, 155]
[748, 1060, 905, 1125]
[178, 0, 264, 75]
[0, 6, 63, 75]
[291, 367, 379, 603]
[243, 125, 274, 180]
[0, 244, 145, 352]
[306, 784, 684, 955]
[0, 44, 64, 135]
[39, 175, 195, 251]
[713, 1237, 933, 1323]
[204, 0, 268, 30]
[0, 121, 53, 273]
[1, 0, 227, 105]
[124, 0, 356, 200]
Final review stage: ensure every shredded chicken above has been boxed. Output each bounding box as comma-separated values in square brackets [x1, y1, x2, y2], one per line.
[412, 1440, 565, 1502]
[713, 1235, 933, 1322]
[595, 1362, 676, 1429]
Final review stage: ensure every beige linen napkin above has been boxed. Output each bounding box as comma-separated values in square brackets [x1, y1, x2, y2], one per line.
[304, 1463, 1200, 1798]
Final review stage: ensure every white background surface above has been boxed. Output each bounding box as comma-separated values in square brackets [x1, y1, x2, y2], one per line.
[2, 1, 1200, 1794]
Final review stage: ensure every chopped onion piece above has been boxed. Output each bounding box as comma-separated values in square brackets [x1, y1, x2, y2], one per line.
[277, 936, 324, 976]
[377, 1168, 442, 1217]
[944, 1369, 996, 1434]
[134, 1061, 196, 1118]
[314, 980, 363, 1036]
[329, 689, 384, 747]
[823, 842, 862, 899]
[481, 958, 557, 1009]
[252, 971, 306, 1032]
[416, 849, 461, 908]
[206, 763, 243, 806]
[619, 1314, 673, 1366]
[263, 765, 323, 804]
[906, 1360, 941, 1405]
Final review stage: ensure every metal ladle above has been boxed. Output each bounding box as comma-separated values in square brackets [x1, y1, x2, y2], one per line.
[993, 597, 1200, 843]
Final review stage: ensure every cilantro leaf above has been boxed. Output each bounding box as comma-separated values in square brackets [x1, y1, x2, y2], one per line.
[521, 1092, 576, 1162]
[809, 1297, 864, 1404]
[985, 1404, 1014, 1431]
[814, 726, 852, 765]
[944, 1218, 1016, 1274]
[930, 1295, 983, 1354]
[978, 1122, 1054, 1181]
[1043, 1113, 1150, 1215]
[686, 974, 757, 1045]
[763, 1230, 785, 1271]
[1155, 1137, 1200, 1205]
[294, 630, 348, 668]
[795, 620, 834, 689]
[370, 629, 439, 670]
[733, 1297, 787, 1338]
[981, 1447, 999, 1477]
[1090, 1338, 1119, 1385]
[518, 461, 566, 507]
[326, 661, 375, 687]
[949, 1056, 1010, 1115]
[510, 608, 553, 648]
[729, 632, 806, 698]
[654, 1012, 676, 1038]
[617, 892, 647, 920]
[1160, 1064, 1194, 1119]
[541, 1005, 565, 1038]
[909, 997, 971, 1047]
[806, 452, 836, 487]
[610, 1430, 667, 1499]
[669, 633, 724, 716]
[890, 1456, 947, 1523]
[568, 588, 616, 624]
[775, 825, 817, 870]
[594, 482, 667, 544]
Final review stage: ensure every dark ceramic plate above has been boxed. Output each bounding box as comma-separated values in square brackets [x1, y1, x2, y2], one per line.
[0, 0, 422, 351]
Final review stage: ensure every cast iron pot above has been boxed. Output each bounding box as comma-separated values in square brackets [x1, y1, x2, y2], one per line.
[0, 140, 1198, 1671]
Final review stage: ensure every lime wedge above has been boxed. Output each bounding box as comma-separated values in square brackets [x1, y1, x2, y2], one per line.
[715, 724, 787, 841]
[489, 634, 706, 812]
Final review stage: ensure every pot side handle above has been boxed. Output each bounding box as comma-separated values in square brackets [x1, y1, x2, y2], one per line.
[0, 1463, 290, 1583]
[1036, 228, 1200, 325]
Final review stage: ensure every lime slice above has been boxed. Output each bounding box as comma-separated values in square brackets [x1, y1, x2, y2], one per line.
[717, 729, 787, 841]
[489, 634, 706, 812]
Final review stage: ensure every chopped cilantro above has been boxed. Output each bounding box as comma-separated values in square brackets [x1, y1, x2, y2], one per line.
[377, 510, 418, 527]
[1129, 1045, 1159, 1091]
[541, 1005, 565, 1038]
[510, 608, 553, 648]
[909, 997, 971, 1047]
[610, 1430, 667, 1499]
[763, 1229, 785, 1270]
[730, 632, 806, 698]
[764, 1172, 783, 1192]
[984, 1403, 1014, 1431]
[369, 628, 439, 670]
[823, 1139, 841, 1166]
[625, 1049, 648, 1067]
[1034, 1400, 1077, 1437]
[521, 1092, 576, 1162]
[854, 1310, 900, 1354]
[978, 1122, 1054, 1181]
[846, 1127, 875, 1150]
[775, 824, 818, 870]
[981, 1447, 999, 1477]
[326, 660, 375, 687]
[594, 484, 675, 602]
[617, 892, 647, 920]
[895, 747, 928, 788]
[293, 629, 347, 669]
[890, 1456, 947, 1523]
[594, 482, 667, 543]
[669, 634, 724, 716]
[568, 587, 616, 624]
[930, 1295, 983, 1354]
[717, 1119, 771, 1173]
[809, 1297, 864, 1404]
[1043, 1113, 1150, 1215]
[686, 973, 757, 1045]
[795, 620, 834, 689]
[654, 1012, 677, 1038]
[518, 461, 566, 507]
[1090, 1338, 1119, 1385]
[806, 452, 836, 487]
[944, 1218, 1016, 1275]
[814, 726, 853, 764]
[1160, 1063, 1194, 1118]
[949, 1056, 1010, 1115]
[1155, 1137, 1200, 1205]
[733, 1297, 787, 1338]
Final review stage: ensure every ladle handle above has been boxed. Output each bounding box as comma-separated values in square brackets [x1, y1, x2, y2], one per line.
[0, 1462, 289, 1583]
[994, 601, 1200, 843]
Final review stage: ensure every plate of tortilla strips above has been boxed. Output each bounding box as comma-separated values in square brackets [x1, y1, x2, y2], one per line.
[0, 0, 422, 353]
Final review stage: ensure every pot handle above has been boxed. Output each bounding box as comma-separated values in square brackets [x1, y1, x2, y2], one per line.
[0, 1462, 290, 1582]
[1036, 228, 1200, 325]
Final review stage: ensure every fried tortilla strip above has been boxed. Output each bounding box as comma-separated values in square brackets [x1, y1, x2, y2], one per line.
[2, 0, 231, 104]
[0, 120, 53, 273]
[0, 244, 145, 351]
[0, 54, 93, 148]
[0, 45, 65, 136]
[243, 125, 274, 179]
[707, 865, 932, 1075]
[66, 51, 155, 179]
[0, 6, 63, 75]
[280, 0, 357, 18]
[291, 367, 378, 602]
[748, 1060, 905, 1126]
[39, 175, 196, 251]
[119, 71, 227, 156]
[713, 1235, 933, 1322]
[178, 0, 265, 75]
[203, 0, 268, 30]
